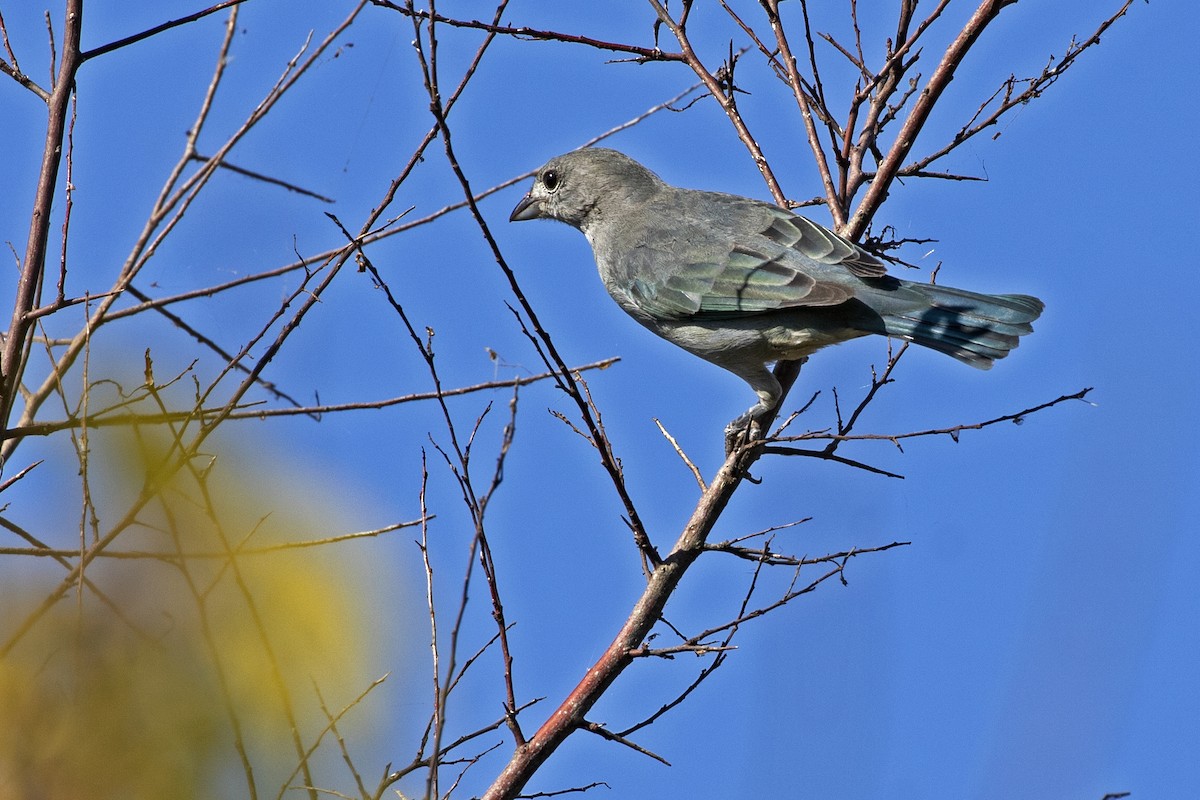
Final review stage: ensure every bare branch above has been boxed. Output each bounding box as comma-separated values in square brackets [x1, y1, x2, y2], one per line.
[654, 418, 706, 492]
[761, 0, 846, 225]
[372, 1, 684, 63]
[845, 0, 1018, 240]
[905, 0, 1137, 174]
[3, 2, 369, 462]
[409, 2, 660, 570]
[648, 0, 787, 206]
[1, 0, 82, 438]
[774, 387, 1095, 449]
[5, 356, 620, 438]
[580, 722, 670, 766]
[516, 781, 611, 798]
[80, 0, 251, 60]
[0, 519, 426, 559]
[758, 446, 906, 479]
[0, 8, 50, 99]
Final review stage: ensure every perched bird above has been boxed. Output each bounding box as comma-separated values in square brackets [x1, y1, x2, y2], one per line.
[510, 148, 1043, 449]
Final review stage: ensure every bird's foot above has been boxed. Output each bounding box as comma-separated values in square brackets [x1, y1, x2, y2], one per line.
[724, 359, 805, 457]
[724, 411, 765, 456]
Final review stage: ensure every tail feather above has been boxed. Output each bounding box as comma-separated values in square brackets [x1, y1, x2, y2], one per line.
[879, 283, 1044, 369]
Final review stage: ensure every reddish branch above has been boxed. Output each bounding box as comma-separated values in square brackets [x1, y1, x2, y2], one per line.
[482, 450, 753, 800]
[1, 0, 82, 439]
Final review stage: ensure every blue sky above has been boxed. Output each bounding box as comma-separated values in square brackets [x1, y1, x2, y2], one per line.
[1, 1, 1197, 798]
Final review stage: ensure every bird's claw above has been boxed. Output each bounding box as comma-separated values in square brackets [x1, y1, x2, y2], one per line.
[724, 413, 764, 456]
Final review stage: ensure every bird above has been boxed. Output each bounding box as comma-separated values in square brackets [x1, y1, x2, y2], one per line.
[510, 147, 1044, 451]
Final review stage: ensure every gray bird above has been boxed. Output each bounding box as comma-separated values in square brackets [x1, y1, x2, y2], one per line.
[510, 148, 1043, 449]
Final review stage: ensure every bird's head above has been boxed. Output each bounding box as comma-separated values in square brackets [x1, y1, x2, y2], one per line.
[509, 148, 663, 231]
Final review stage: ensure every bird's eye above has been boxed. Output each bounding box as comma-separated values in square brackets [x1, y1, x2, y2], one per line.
[542, 169, 559, 191]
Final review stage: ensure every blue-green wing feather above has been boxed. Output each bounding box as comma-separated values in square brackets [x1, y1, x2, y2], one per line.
[628, 202, 885, 319]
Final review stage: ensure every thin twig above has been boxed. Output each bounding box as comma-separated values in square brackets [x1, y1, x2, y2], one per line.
[80, 0, 250, 60]
[654, 418, 706, 492]
[371, 1, 684, 63]
[580, 722, 671, 766]
[775, 387, 1094, 449]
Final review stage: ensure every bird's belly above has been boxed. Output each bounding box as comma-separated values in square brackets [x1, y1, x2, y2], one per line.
[649, 315, 863, 366]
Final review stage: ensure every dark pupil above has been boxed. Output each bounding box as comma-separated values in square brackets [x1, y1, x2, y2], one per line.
[542, 170, 558, 190]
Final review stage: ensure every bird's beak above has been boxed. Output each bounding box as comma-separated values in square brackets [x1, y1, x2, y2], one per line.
[509, 192, 543, 222]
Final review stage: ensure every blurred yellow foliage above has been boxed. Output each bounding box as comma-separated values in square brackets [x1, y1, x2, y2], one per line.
[0, 429, 385, 799]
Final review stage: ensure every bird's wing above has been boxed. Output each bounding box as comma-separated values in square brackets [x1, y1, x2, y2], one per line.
[759, 209, 886, 279]
[628, 205, 888, 320]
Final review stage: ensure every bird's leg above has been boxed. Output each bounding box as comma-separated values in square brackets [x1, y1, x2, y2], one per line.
[723, 358, 807, 456]
[724, 403, 770, 455]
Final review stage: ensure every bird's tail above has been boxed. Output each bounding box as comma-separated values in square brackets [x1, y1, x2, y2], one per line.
[879, 283, 1044, 369]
